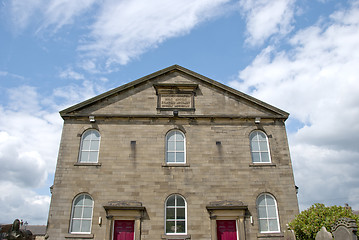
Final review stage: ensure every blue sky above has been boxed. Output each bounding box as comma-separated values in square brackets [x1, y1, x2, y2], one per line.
[1, 0, 359, 225]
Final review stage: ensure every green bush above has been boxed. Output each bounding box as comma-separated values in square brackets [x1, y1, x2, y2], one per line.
[288, 203, 359, 240]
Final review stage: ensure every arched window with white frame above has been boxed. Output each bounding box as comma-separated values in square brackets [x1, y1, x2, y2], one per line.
[78, 129, 100, 163]
[70, 194, 94, 234]
[166, 130, 186, 164]
[165, 194, 187, 234]
[250, 130, 271, 163]
[257, 193, 280, 233]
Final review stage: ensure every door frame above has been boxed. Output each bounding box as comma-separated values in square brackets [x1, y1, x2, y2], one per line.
[206, 202, 248, 240]
[104, 202, 145, 240]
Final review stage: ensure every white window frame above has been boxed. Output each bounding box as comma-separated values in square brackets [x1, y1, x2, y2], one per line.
[69, 194, 94, 234]
[256, 193, 280, 233]
[78, 129, 101, 163]
[249, 130, 271, 163]
[165, 130, 186, 164]
[165, 194, 187, 235]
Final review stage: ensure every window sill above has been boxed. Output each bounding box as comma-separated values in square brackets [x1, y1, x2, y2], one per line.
[162, 163, 190, 167]
[257, 232, 283, 238]
[74, 163, 102, 167]
[249, 163, 276, 168]
[161, 234, 191, 239]
[65, 233, 94, 239]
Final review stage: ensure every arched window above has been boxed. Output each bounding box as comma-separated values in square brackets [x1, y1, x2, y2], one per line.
[79, 129, 100, 163]
[165, 194, 187, 234]
[166, 130, 186, 163]
[257, 193, 280, 233]
[70, 194, 94, 234]
[250, 130, 271, 163]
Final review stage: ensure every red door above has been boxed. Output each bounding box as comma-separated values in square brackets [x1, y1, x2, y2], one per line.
[217, 220, 237, 240]
[113, 220, 135, 240]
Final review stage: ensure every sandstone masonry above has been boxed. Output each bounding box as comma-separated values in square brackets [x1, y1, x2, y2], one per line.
[46, 65, 299, 240]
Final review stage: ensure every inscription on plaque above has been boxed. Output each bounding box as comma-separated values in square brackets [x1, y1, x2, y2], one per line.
[160, 94, 192, 108]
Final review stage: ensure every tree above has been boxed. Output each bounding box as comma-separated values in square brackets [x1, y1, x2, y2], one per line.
[288, 203, 359, 239]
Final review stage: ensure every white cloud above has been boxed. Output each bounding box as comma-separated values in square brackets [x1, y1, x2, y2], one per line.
[0, 71, 25, 80]
[50, 80, 108, 110]
[59, 68, 85, 80]
[0, 86, 62, 189]
[8, 0, 236, 70]
[9, 0, 97, 33]
[239, 0, 296, 45]
[0, 82, 104, 224]
[79, 0, 233, 67]
[8, 0, 43, 32]
[7, 0, 235, 71]
[0, 132, 47, 188]
[0, 182, 50, 225]
[231, 1, 359, 209]
[291, 144, 359, 210]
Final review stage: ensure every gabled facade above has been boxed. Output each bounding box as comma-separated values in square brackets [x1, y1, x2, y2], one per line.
[46, 65, 299, 240]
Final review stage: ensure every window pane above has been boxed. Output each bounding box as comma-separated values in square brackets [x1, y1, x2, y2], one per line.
[92, 131, 100, 139]
[257, 132, 266, 140]
[167, 132, 176, 141]
[176, 142, 184, 151]
[258, 206, 267, 218]
[267, 206, 277, 218]
[269, 219, 279, 232]
[71, 219, 81, 232]
[266, 196, 275, 205]
[176, 132, 184, 141]
[90, 131, 99, 139]
[81, 220, 91, 232]
[176, 196, 185, 206]
[259, 141, 268, 151]
[250, 133, 258, 141]
[166, 208, 175, 219]
[259, 219, 268, 232]
[167, 142, 175, 151]
[82, 140, 90, 150]
[80, 152, 89, 162]
[261, 152, 270, 162]
[167, 195, 175, 206]
[83, 207, 92, 218]
[177, 221, 185, 233]
[177, 208, 185, 219]
[83, 131, 92, 140]
[83, 196, 93, 205]
[90, 140, 99, 150]
[176, 153, 184, 162]
[257, 195, 265, 206]
[89, 152, 98, 162]
[251, 141, 259, 151]
[166, 221, 175, 233]
[73, 207, 82, 218]
[252, 152, 260, 162]
[167, 153, 175, 162]
[74, 195, 84, 205]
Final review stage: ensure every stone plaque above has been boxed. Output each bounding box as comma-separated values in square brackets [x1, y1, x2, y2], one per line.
[160, 94, 192, 108]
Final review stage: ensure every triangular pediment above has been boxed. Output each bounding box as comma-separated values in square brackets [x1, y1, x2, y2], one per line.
[60, 65, 288, 119]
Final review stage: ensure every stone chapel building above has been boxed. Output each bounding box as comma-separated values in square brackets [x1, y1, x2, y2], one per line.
[46, 65, 299, 240]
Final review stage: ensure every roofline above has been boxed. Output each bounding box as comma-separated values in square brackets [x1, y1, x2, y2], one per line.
[60, 65, 289, 118]
[60, 114, 288, 120]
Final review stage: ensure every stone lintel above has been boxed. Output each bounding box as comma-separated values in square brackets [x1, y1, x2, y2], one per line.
[206, 200, 248, 210]
[103, 201, 145, 211]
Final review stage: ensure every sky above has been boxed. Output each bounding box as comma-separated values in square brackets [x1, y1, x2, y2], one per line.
[0, 0, 359, 225]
